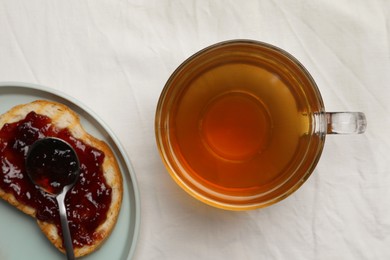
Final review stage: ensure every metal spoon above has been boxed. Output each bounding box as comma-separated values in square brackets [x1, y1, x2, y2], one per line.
[26, 137, 80, 260]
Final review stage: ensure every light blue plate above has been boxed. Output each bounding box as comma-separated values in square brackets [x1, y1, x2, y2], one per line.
[0, 82, 140, 260]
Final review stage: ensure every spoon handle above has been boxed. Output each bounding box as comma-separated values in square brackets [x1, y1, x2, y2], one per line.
[56, 192, 75, 260]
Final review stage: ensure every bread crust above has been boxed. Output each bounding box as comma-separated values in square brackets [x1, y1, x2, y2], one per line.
[0, 100, 123, 258]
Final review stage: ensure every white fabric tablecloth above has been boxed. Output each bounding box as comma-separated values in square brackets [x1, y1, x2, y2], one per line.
[0, 0, 389, 259]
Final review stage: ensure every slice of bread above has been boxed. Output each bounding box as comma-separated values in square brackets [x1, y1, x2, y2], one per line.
[0, 100, 123, 258]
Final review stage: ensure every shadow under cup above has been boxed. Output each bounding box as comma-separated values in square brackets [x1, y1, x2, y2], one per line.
[155, 40, 365, 210]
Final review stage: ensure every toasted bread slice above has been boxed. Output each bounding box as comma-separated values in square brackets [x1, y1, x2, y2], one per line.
[0, 100, 123, 258]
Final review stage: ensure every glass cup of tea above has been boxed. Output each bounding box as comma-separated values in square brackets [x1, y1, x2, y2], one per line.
[155, 40, 366, 210]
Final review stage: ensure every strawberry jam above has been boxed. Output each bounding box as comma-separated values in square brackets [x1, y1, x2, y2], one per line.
[0, 111, 112, 248]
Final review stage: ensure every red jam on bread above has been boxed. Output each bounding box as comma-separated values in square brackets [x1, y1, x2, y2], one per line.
[0, 111, 112, 247]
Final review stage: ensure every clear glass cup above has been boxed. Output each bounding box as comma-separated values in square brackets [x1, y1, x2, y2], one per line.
[155, 40, 367, 210]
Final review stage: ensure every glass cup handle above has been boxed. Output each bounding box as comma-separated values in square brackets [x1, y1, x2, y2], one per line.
[326, 112, 367, 134]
